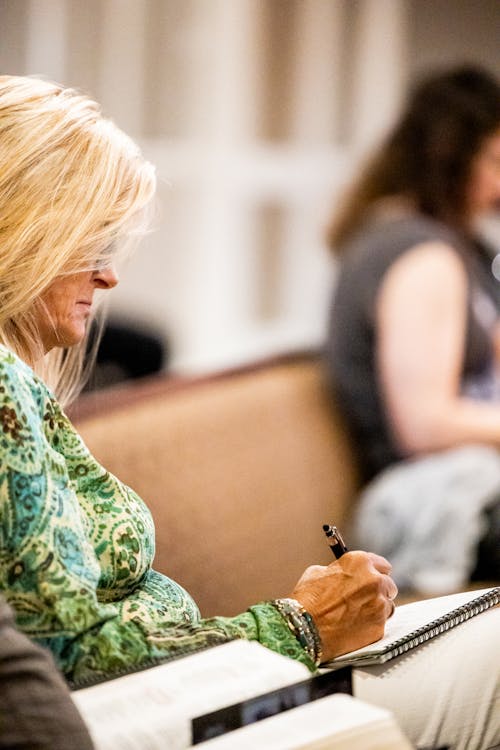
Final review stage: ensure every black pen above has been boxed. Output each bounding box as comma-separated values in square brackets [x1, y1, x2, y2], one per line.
[323, 524, 349, 559]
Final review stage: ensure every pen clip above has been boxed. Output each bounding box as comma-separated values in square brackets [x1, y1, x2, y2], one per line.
[323, 524, 348, 559]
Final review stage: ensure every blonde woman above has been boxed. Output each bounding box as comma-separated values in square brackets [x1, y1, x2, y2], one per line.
[0, 75, 498, 750]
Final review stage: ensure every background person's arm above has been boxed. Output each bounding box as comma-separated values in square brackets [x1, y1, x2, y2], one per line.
[375, 241, 500, 454]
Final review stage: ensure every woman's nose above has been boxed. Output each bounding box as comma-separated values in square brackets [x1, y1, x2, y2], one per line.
[93, 264, 119, 289]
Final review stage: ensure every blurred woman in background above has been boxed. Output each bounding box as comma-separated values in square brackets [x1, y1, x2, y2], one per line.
[325, 65, 500, 593]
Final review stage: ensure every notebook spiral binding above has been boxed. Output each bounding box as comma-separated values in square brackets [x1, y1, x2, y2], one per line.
[378, 587, 500, 663]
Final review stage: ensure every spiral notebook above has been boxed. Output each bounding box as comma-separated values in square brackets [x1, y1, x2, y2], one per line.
[324, 586, 500, 669]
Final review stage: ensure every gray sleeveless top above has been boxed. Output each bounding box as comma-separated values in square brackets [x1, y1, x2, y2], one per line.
[325, 214, 500, 482]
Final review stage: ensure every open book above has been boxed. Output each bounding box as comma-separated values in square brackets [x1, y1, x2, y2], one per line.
[194, 694, 412, 749]
[72, 638, 410, 749]
[324, 586, 499, 669]
[72, 640, 310, 750]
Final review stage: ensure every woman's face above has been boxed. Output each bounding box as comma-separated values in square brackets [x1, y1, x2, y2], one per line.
[36, 266, 119, 353]
[466, 127, 500, 218]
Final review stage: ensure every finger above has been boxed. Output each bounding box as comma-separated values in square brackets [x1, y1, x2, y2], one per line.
[378, 569, 398, 598]
[387, 599, 396, 618]
[366, 552, 393, 574]
[384, 575, 398, 601]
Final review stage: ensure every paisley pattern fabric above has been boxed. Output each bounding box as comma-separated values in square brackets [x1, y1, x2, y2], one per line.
[0, 346, 314, 683]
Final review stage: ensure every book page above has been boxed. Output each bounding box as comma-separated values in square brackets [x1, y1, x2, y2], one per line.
[194, 694, 413, 749]
[72, 640, 309, 750]
[327, 587, 496, 665]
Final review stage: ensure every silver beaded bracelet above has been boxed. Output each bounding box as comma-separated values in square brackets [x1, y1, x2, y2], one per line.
[271, 597, 323, 666]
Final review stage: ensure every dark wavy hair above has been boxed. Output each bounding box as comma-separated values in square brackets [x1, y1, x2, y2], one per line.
[328, 65, 500, 251]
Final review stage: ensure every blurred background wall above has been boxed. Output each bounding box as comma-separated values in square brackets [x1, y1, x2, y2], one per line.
[1, 0, 499, 374]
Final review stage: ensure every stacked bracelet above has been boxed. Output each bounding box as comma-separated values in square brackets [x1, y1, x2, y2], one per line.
[271, 597, 323, 666]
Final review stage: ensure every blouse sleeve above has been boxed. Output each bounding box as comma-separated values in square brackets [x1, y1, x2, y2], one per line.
[0, 352, 314, 684]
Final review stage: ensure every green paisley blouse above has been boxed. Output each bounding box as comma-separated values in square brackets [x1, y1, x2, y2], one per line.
[0, 346, 314, 684]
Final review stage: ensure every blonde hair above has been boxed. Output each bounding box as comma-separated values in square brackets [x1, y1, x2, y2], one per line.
[0, 75, 156, 405]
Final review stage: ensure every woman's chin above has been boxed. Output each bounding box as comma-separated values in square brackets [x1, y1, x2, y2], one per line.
[66, 328, 87, 348]
[55, 326, 87, 350]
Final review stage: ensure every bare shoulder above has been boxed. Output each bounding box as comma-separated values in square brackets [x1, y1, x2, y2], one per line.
[379, 241, 468, 300]
[386, 241, 467, 282]
[376, 241, 469, 326]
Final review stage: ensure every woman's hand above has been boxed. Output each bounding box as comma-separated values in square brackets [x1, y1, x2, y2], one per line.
[290, 551, 398, 662]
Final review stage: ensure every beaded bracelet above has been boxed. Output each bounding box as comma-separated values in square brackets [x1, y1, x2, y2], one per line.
[271, 597, 323, 666]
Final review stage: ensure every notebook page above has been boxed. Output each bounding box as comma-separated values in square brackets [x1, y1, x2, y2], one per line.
[328, 588, 495, 664]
